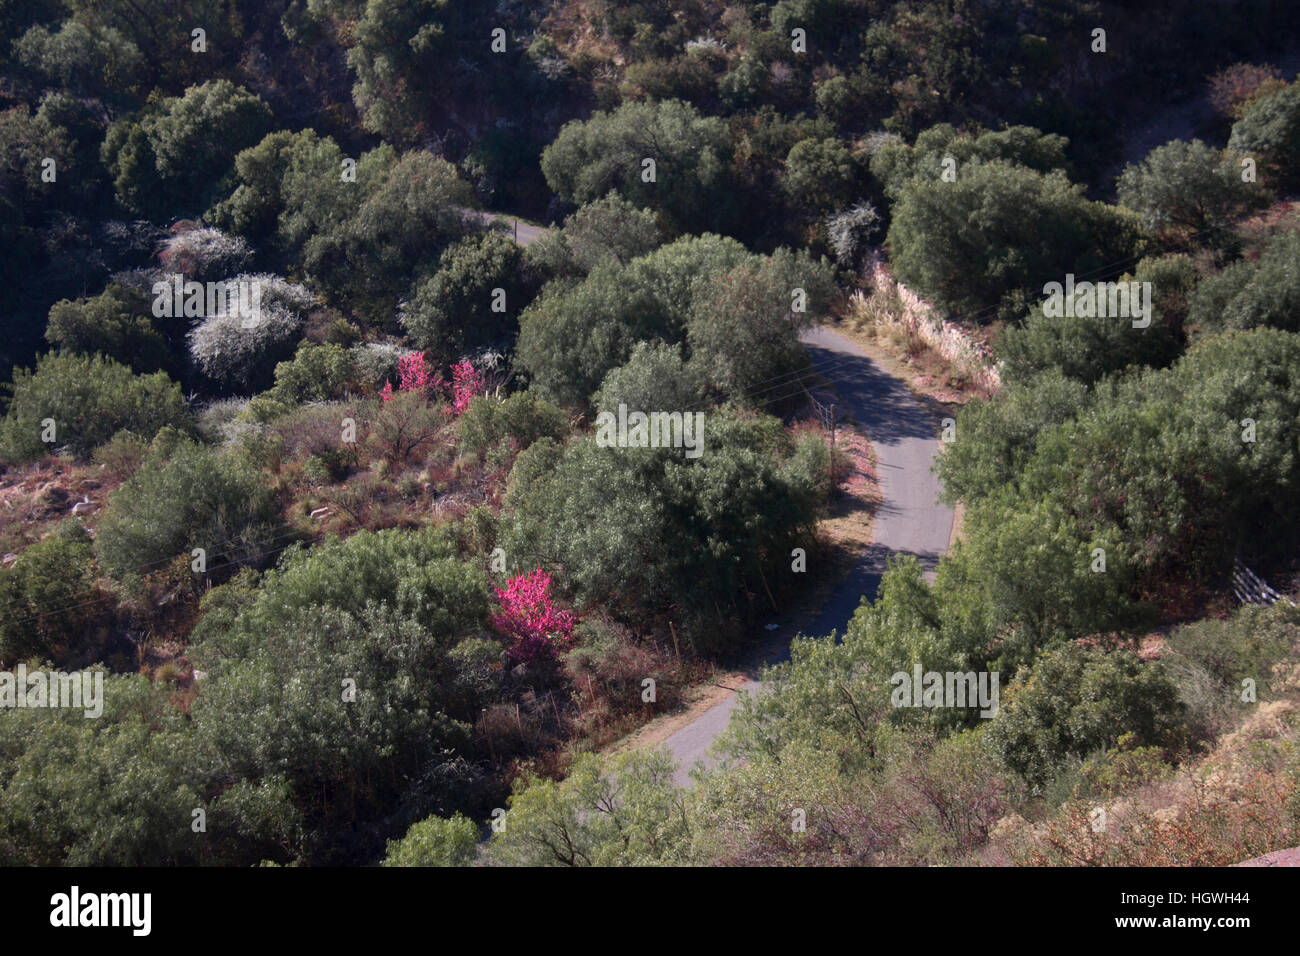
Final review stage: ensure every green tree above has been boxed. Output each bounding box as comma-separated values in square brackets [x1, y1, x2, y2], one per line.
[989, 643, 1188, 791]
[781, 137, 861, 214]
[382, 813, 479, 866]
[593, 342, 710, 416]
[936, 495, 1153, 674]
[457, 391, 568, 458]
[342, 0, 544, 146]
[514, 263, 669, 408]
[57, 0, 244, 90]
[501, 411, 821, 649]
[687, 250, 836, 406]
[208, 132, 398, 272]
[256, 342, 359, 413]
[0, 105, 71, 292]
[869, 123, 1071, 200]
[402, 232, 530, 361]
[303, 151, 474, 314]
[886, 161, 1142, 321]
[1188, 231, 1300, 334]
[937, 369, 1091, 506]
[0, 520, 100, 664]
[999, 255, 1195, 385]
[1116, 139, 1269, 248]
[1229, 80, 1300, 190]
[102, 80, 274, 217]
[541, 99, 738, 235]
[484, 751, 693, 866]
[15, 19, 143, 98]
[0, 672, 298, 866]
[187, 526, 496, 863]
[524, 193, 663, 278]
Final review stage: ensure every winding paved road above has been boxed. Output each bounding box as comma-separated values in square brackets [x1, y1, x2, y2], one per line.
[483, 206, 955, 784]
[661, 325, 955, 785]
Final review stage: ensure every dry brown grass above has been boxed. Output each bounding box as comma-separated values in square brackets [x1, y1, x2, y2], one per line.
[838, 285, 996, 408]
[988, 695, 1300, 866]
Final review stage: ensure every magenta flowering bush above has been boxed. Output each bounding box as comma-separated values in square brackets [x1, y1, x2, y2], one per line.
[491, 569, 577, 665]
[398, 351, 443, 395]
[379, 353, 476, 410]
[451, 360, 485, 415]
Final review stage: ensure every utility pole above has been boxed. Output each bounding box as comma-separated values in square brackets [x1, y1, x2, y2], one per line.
[828, 403, 836, 489]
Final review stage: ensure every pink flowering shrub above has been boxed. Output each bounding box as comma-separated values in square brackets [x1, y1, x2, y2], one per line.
[379, 354, 478, 410]
[451, 360, 485, 415]
[381, 352, 444, 402]
[491, 569, 577, 665]
[399, 352, 443, 395]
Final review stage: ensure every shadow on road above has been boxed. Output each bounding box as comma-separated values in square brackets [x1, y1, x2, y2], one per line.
[803, 341, 939, 444]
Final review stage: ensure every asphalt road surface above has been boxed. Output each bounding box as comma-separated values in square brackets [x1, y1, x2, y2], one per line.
[463, 207, 545, 246]
[660, 325, 955, 785]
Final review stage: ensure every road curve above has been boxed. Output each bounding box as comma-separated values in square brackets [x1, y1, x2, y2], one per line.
[470, 201, 955, 785]
[661, 325, 955, 785]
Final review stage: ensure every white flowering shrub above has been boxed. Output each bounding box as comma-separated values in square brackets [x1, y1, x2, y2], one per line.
[196, 397, 253, 446]
[826, 202, 880, 269]
[686, 37, 727, 60]
[159, 226, 252, 282]
[862, 130, 905, 157]
[349, 341, 413, 390]
[187, 274, 315, 392]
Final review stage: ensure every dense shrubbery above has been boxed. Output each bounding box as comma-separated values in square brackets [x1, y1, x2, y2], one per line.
[524, 193, 663, 278]
[869, 123, 1071, 199]
[1187, 230, 1300, 334]
[186, 526, 498, 862]
[3, 0, 1299, 871]
[401, 233, 532, 362]
[300, 152, 476, 314]
[0, 672, 295, 867]
[998, 255, 1196, 385]
[516, 236, 834, 409]
[0, 520, 101, 664]
[102, 80, 274, 218]
[458, 392, 568, 458]
[541, 99, 740, 236]
[989, 643, 1188, 791]
[0, 352, 190, 462]
[269, 342, 357, 403]
[592, 342, 710, 417]
[500, 409, 826, 651]
[94, 437, 284, 582]
[887, 160, 1142, 321]
[945, 328, 1300, 585]
[382, 814, 479, 867]
[1228, 78, 1300, 190]
[1116, 139, 1269, 249]
[44, 283, 170, 374]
